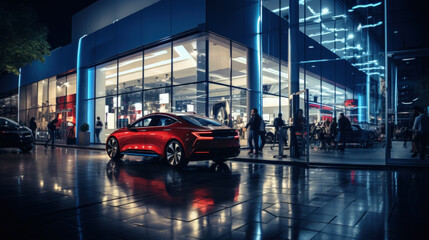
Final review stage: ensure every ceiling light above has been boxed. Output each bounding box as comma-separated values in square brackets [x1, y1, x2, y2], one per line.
[402, 58, 415, 61]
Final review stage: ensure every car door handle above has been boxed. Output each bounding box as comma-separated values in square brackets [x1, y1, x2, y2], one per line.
[140, 129, 147, 132]
[163, 129, 171, 131]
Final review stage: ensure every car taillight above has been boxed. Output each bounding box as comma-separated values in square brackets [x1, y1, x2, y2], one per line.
[191, 131, 214, 140]
[234, 130, 239, 139]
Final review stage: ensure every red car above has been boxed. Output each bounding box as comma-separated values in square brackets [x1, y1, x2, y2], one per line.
[106, 113, 240, 167]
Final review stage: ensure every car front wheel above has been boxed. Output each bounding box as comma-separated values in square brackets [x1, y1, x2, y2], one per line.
[165, 140, 188, 168]
[106, 137, 123, 159]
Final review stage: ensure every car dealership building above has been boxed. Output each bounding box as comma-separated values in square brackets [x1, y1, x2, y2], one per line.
[1, 0, 398, 164]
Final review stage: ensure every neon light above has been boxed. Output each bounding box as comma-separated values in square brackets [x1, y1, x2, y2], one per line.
[272, 6, 289, 13]
[321, 38, 345, 44]
[17, 68, 21, 122]
[358, 21, 383, 31]
[348, 2, 382, 12]
[76, 34, 87, 143]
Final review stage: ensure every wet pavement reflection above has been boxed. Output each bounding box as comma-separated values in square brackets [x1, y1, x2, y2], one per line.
[1, 146, 429, 239]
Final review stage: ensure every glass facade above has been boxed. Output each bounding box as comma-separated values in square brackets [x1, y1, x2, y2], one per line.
[263, 0, 386, 164]
[14, 73, 77, 142]
[2, 1, 409, 166]
[83, 34, 254, 145]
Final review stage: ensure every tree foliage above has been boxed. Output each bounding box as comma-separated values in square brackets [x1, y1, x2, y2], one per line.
[0, 2, 50, 75]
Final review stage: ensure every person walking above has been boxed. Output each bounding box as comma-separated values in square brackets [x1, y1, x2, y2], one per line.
[412, 108, 429, 159]
[29, 117, 37, 138]
[259, 118, 266, 152]
[293, 109, 305, 157]
[329, 117, 338, 148]
[338, 113, 351, 152]
[95, 116, 103, 143]
[245, 108, 262, 155]
[45, 118, 58, 148]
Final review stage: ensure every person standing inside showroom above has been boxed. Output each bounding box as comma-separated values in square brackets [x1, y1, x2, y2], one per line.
[245, 108, 262, 155]
[95, 116, 103, 143]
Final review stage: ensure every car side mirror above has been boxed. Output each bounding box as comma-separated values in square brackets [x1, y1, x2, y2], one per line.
[126, 124, 131, 129]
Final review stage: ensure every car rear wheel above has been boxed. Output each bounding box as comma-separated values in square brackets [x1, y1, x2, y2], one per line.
[165, 140, 188, 168]
[106, 137, 123, 159]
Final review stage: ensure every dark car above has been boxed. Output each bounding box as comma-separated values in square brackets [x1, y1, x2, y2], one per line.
[348, 125, 376, 148]
[106, 113, 240, 168]
[0, 117, 34, 152]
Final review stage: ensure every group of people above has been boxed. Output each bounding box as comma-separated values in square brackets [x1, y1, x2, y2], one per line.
[310, 113, 352, 152]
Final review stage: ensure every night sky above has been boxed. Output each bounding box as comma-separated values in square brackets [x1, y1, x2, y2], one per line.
[6, 0, 97, 49]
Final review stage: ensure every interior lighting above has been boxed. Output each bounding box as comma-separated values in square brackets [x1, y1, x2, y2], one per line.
[347, 34, 354, 40]
[402, 58, 415, 61]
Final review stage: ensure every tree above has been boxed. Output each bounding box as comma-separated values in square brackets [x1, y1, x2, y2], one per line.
[0, 2, 50, 75]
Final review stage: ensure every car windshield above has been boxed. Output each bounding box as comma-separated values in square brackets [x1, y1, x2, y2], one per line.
[180, 115, 222, 127]
[0, 118, 20, 128]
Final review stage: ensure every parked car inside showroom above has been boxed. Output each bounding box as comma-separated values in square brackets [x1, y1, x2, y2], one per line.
[0, 117, 34, 152]
[348, 125, 377, 148]
[106, 113, 240, 168]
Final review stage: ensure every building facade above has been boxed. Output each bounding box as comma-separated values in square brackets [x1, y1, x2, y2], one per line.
[1, 0, 403, 165]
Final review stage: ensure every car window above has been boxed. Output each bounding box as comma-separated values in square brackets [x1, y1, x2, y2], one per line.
[157, 116, 176, 126]
[352, 126, 358, 131]
[180, 115, 222, 127]
[0, 118, 19, 128]
[132, 117, 154, 127]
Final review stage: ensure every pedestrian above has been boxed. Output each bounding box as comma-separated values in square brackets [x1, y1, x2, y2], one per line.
[412, 107, 429, 159]
[29, 117, 37, 138]
[274, 113, 286, 143]
[405, 106, 419, 152]
[244, 108, 262, 155]
[292, 109, 305, 157]
[330, 117, 338, 148]
[259, 118, 266, 152]
[338, 113, 351, 152]
[95, 116, 103, 143]
[45, 118, 58, 148]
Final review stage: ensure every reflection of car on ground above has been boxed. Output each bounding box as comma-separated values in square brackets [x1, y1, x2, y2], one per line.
[0, 117, 34, 152]
[106, 113, 240, 168]
[106, 160, 240, 214]
[348, 125, 376, 148]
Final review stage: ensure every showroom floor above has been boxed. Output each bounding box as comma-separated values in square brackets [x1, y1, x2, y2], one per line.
[1, 146, 429, 239]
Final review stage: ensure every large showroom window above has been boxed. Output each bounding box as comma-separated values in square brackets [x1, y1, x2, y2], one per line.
[143, 87, 171, 115]
[172, 83, 206, 115]
[209, 35, 230, 86]
[172, 36, 206, 85]
[118, 53, 142, 94]
[144, 43, 171, 89]
[231, 43, 247, 88]
[96, 60, 117, 97]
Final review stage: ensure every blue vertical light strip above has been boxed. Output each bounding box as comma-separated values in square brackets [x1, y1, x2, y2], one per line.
[76, 34, 87, 143]
[17, 68, 22, 122]
[87, 68, 95, 143]
[394, 66, 398, 125]
[258, 0, 263, 115]
[358, 93, 363, 123]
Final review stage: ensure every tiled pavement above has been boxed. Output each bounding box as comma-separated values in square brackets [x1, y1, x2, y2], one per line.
[1, 146, 428, 239]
